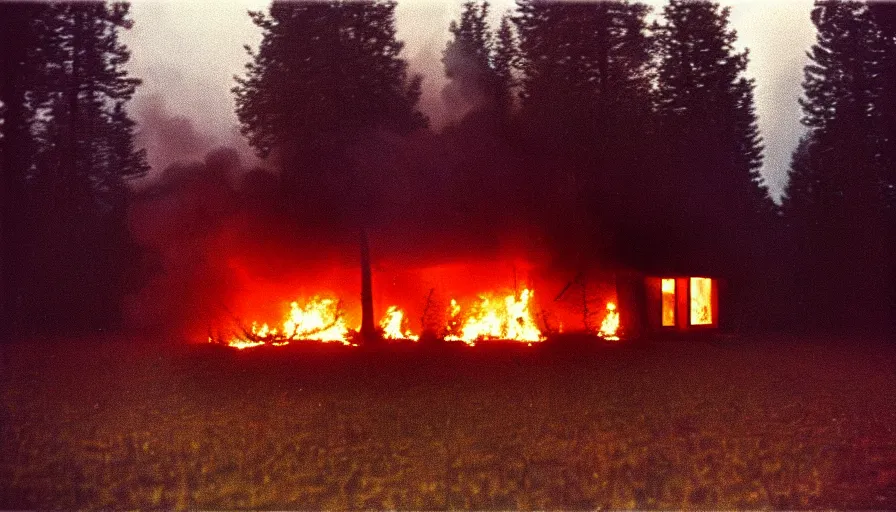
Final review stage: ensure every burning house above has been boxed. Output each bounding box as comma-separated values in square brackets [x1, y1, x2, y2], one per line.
[616, 271, 721, 337]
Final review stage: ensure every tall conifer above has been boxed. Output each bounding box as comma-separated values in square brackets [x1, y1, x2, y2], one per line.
[652, 1, 776, 328]
[0, 2, 47, 329]
[782, 0, 889, 329]
[1, 2, 146, 329]
[513, 1, 654, 267]
[233, 1, 426, 224]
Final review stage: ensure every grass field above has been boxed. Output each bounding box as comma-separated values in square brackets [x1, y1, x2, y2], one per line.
[1, 334, 894, 509]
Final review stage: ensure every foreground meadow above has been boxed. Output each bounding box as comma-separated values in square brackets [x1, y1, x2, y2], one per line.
[1, 335, 894, 509]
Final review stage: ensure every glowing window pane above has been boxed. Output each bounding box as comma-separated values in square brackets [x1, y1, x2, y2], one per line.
[661, 278, 676, 326]
[689, 277, 713, 325]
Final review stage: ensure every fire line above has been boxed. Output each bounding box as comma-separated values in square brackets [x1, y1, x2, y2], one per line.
[210, 291, 620, 348]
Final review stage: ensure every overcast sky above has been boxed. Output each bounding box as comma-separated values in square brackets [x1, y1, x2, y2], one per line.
[122, 0, 817, 199]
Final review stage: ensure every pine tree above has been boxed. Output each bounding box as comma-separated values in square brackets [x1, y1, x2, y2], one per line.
[652, 0, 777, 328]
[233, 1, 426, 225]
[653, 0, 774, 236]
[443, 1, 496, 114]
[869, 2, 896, 317]
[869, 2, 896, 171]
[0, 2, 47, 330]
[441, 2, 517, 122]
[438, 3, 524, 235]
[6, 2, 147, 329]
[513, 1, 655, 268]
[492, 14, 517, 119]
[782, 0, 889, 330]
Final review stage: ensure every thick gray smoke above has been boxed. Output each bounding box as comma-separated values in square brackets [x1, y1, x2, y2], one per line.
[123, 107, 574, 337]
[132, 94, 217, 178]
[121, 0, 817, 337]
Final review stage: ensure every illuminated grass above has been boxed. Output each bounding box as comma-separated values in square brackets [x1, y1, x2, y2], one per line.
[1, 336, 894, 508]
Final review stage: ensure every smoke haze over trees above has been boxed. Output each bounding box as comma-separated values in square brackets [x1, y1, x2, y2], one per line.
[1, 0, 892, 335]
[233, 0, 427, 228]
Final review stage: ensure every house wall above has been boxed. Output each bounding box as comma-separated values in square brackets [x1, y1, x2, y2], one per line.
[634, 275, 720, 333]
[616, 272, 647, 338]
[676, 277, 690, 330]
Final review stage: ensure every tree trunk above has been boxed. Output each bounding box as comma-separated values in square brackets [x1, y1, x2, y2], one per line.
[359, 227, 376, 341]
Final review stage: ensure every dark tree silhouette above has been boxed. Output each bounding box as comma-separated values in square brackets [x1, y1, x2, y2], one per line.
[652, 0, 777, 328]
[34, 3, 147, 329]
[1, 2, 146, 331]
[233, 0, 426, 226]
[438, 2, 525, 238]
[868, 2, 896, 318]
[871, 3, 896, 180]
[493, 13, 517, 120]
[442, 2, 516, 123]
[513, 1, 655, 270]
[443, 2, 499, 115]
[0, 2, 47, 330]
[782, 0, 890, 330]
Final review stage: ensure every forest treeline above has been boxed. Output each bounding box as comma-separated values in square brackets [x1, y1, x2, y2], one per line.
[0, 0, 893, 335]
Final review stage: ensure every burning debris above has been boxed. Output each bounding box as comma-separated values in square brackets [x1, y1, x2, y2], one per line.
[210, 297, 351, 349]
[379, 306, 419, 341]
[599, 302, 620, 341]
[445, 289, 543, 345]
[211, 287, 620, 349]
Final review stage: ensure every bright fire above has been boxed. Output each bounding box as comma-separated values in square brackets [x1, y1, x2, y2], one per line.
[661, 278, 676, 327]
[445, 289, 544, 345]
[282, 298, 349, 342]
[215, 288, 622, 348]
[218, 297, 351, 348]
[689, 277, 713, 325]
[379, 305, 419, 341]
[598, 302, 620, 340]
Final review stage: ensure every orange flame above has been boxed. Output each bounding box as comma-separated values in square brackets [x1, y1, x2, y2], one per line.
[282, 298, 348, 342]
[445, 289, 544, 345]
[214, 287, 624, 349]
[379, 305, 419, 341]
[689, 277, 713, 325]
[598, 302, 620, 340]
[227, 339, 266, 350]
[221, 297, 350, 348]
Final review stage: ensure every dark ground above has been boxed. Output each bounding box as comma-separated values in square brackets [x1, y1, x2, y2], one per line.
[1, 334, 894, 509]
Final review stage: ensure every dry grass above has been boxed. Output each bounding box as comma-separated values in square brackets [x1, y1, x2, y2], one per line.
[1, 335, 894, 509]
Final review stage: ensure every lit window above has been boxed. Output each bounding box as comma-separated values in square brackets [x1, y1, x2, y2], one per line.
[661, 278, 676, 326]
[689, 277, 713, 325]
